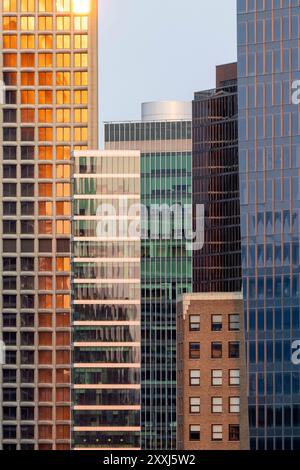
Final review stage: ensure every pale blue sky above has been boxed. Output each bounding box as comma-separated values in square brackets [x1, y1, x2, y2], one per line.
[99, 0, 237, 142]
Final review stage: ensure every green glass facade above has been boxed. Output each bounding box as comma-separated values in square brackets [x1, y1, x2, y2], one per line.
[105, 119, 192, 449]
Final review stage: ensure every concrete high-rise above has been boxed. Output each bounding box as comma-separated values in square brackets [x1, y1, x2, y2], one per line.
[105, 101, 193, 449]
[72, 150, 141, 450]
[237, 0, 300, 450]
[0, 0, 98, 450]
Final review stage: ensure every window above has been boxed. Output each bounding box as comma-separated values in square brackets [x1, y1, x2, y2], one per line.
[229, 314, 240, 331]
[189, 425, 200, 441]
[212, 370, 222, 386]
[229, 424, 240, 442]
[39, 0, 53, 12]
[189, 342, 200, 359]
[3, 16, 17, 30]
[56, 34, 70, 49]
[212, 314, 222, 331]
[189, 397, 200, 414]
[38, 53, 53, 67]
[229, 369, 240, 386]
[21, 53, 34, 67]
[189, 370, 200, 386]
[211, 342, 222, 359]
[57, 16, 70, 30]
[229, 342, 240, 359]
[74, 34, 88, 49]
[21, 0, 35, 12]
[212, 397, 223, 413]
[38, 34, 53, 49]
[38, 16, 53, 30]
[74, 16, 88, 31]
[3, 53, 17, 67]
[56, 53, 70, 67]
[3, 35, 17, 49]
[20, 35, 35, 49]
[3, 146, 17, 160]
[229, 397, 240, 413]
[212, 425, 223, 441]
[74, 52, 88, 67]
[189, 315, 200, 332]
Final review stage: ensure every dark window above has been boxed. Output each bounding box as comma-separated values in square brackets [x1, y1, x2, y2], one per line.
[20, 444, 34, 450]
[21, 127, 35, 141]
[3, 201, 17, 215]
[20, 368, 34, 382]
[3, 127, 17, 141]
[229, 424, 240, 441]
[3, 220, 16, 234]
[21, 313, 34, 327]
[3, 164, 17, 178]
[21, 146, 34, 160]
[3, 388, 17, 402]
[3, 312, 16, 327]
[6, 351, 17, 364]
[20, 388, 34, 402]
[20, 276, 34, 290]
[21, 201, 34, 215]
[20, 295, 35, 309]
[21, 407, 34, 421]
[212, 315, 223, 331]
[3, 425, 16, 439]
[3, 240, 16, 253]
[189, 425, 200, 441]
[21, 240, 34, 253]
[229, 342, 240, 359]
[3, 407, 17, 420]
[3, 109, 17, 123]
[3, 276, 17, 290]
[3, 146, 17, 160]
[39, 239, 52, 253]
[3, 183, 16, 197]
[5, 90, 17, 105]
[21, 165, 35, 178]
[20, 425, 34, 439]
[3, 257, 17, 271]
[21, 220, 34, 234]
[3, 369, 17, 383]
[3, 72, 17, 86]
[189, 342, 200, 359]
[212, 342, 223, 359]
[3, 331, 16, 345]
[57, 239, 70, 253]
[21, 258, 34, 272]
[21, 332, 34, 346]
[21, 183, 34, 197]
[2, 295, 16, 309]
[21, 351, 35, 366]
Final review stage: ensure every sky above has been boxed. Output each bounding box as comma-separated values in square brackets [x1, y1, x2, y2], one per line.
[99, 0, 237, 144]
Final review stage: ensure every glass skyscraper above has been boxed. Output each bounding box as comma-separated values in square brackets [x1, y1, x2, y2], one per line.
[105, 101, 193, 449]
[237, 0, 300, 450]
[72, 150, 141, 450]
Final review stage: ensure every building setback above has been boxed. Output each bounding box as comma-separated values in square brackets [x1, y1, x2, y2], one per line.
[0, 0, 98, 450]
[72, 150, 141, 450]
[237, 0, 300, 450]
[177, 293, 248, 450]
[105, 101, 193, 449]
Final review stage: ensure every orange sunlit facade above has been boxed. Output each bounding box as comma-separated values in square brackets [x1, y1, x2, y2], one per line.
[0, 0, 98, 450]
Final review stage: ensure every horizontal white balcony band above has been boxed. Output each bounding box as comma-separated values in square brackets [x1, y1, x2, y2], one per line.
[74, 363, 140, 369]
[74, 405, 141, 411]
[73, 151, 140, 157]
[74, 384, 141, 390]
[74, 342, 140, 347]
[74, 217, 140, 221]
[74, 237, 140, 242]
[74, 195, 140, 200]
[74, 174, 140, 179]
[74, 300, 140, 305]
[74, 427, 141, 432]
[74, 258, 140, 263]
[73, 321, 140, 326]
[74, 279, 140, 284]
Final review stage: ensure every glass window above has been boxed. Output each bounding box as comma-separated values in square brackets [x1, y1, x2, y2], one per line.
[211, 342, 222, 359]
[189, 315, 200, 332]
[229, 342, 240, 359]
[229, 314, 240, 331]
[189, 397, 200, 414]
[229, 424, 240, 441]
[189, 370, 200, 386]
[212, 370, 222, 386]
[229, 369, 240, 386]
[212, 397, 223, 413]
[229, 397, 240, 413]
[189, 425, 200, 441]
[189, 343, 200, 359]
[212, 425, 223, 441]
[212, 314, 222, 331]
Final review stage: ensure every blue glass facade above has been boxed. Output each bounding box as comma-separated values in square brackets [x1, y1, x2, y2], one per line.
[237, 0, 300, 450]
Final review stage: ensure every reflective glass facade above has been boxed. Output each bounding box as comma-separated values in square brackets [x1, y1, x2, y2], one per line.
[193, 75, 242, 292]
[105, 119, 193, 449]
[72, 150, 141, 450]
[238, 0, 300, 450]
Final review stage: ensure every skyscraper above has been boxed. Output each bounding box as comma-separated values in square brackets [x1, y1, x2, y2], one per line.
[72, 150, 141, 450]
[0, 0, 98, 450]
[193, 63, 241, 293]
[105, 101, 193, 449]
[237, 0, 300, 450]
